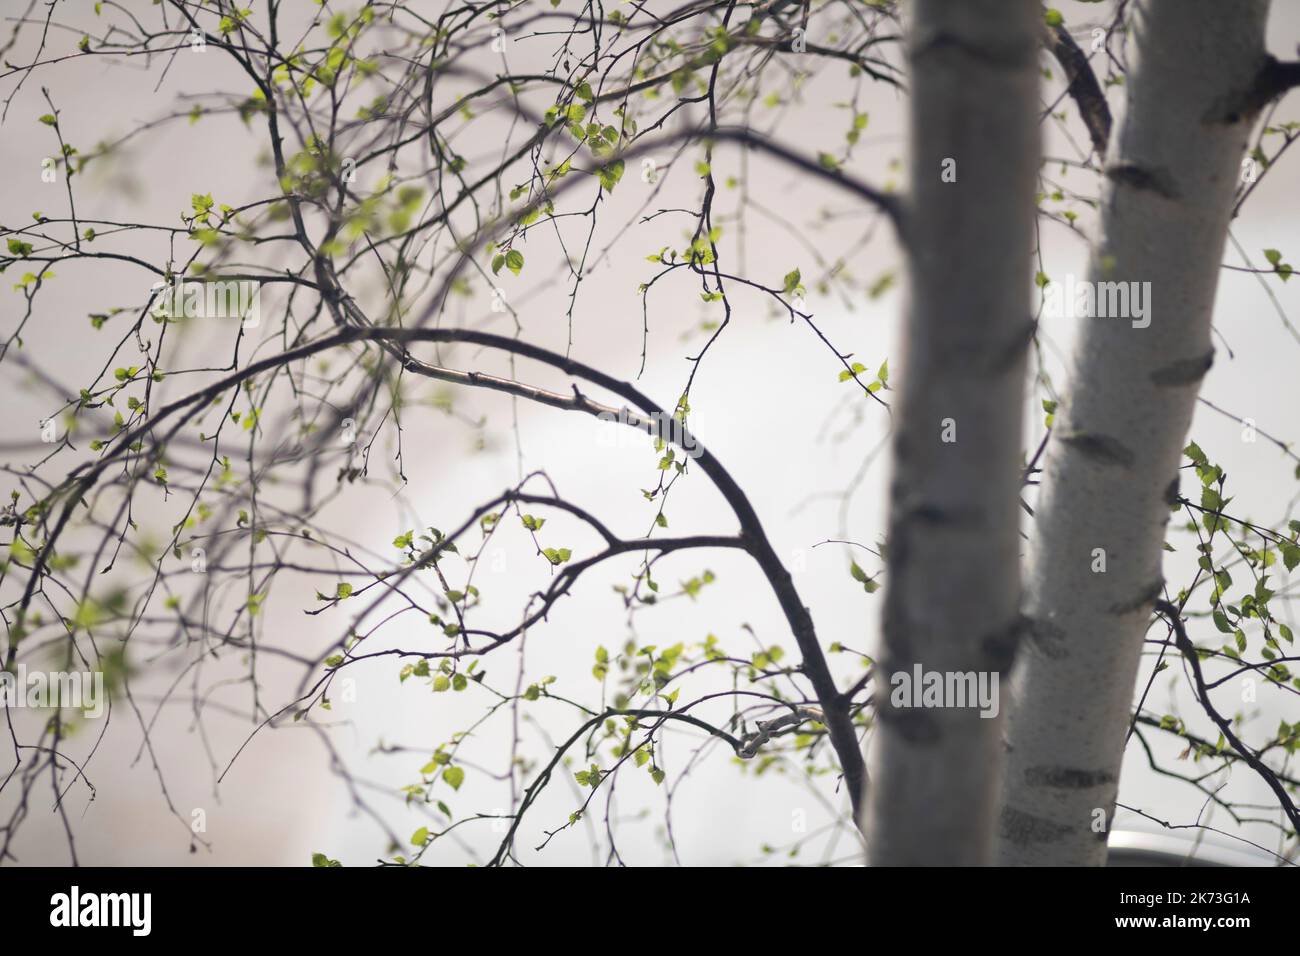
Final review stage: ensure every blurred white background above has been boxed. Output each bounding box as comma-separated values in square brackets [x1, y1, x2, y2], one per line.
[1, 0, 1297, 865]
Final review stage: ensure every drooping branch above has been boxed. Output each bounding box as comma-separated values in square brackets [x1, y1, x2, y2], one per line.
[12, 325, 869, 821]
[1, 0, 908, 866]
[1154, 600, 1300, 836]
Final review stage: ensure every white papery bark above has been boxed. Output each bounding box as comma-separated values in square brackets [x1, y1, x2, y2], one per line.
[999, 0, 1271, 866]
[864, 0, 1039, 865]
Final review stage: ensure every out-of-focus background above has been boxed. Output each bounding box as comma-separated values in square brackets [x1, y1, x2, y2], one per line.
[1, 0, 1297, 866]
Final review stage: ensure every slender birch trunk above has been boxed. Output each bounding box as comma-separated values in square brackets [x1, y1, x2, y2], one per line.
[864, 0, 1039, 865]
[999, 0, 1271, 866]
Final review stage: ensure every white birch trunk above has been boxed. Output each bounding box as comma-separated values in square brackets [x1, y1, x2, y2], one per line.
[864, 0, 1039, 865]
[998, 0, 1271, 866]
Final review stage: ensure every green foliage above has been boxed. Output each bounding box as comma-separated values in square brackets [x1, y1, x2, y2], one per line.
[849, 561, 880, 594]
[1263, 248, 1293, 281]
